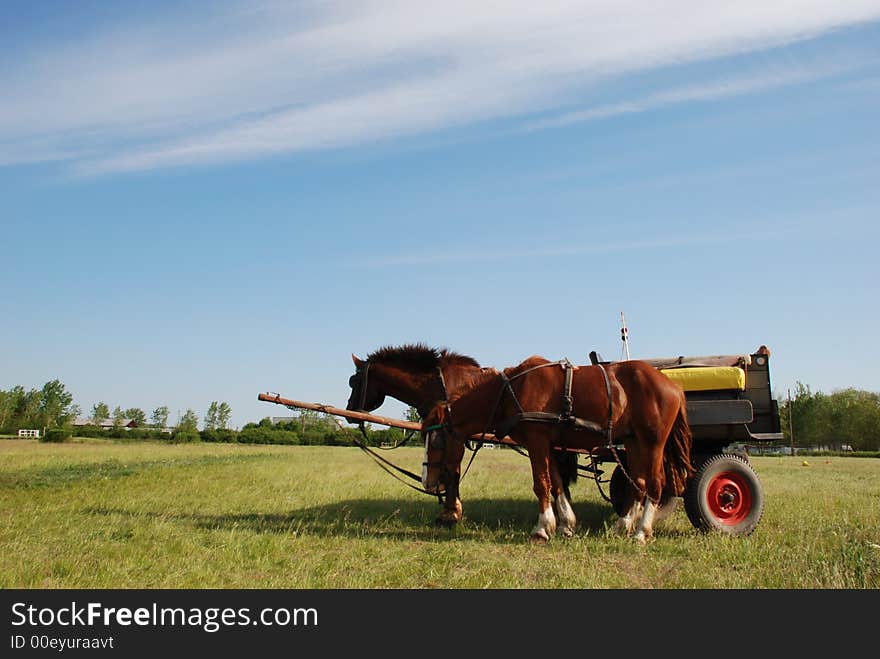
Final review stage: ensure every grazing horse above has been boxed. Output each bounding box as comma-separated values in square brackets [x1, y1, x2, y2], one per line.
[345, 344, 580, 526]
[422, 356, 693, 543]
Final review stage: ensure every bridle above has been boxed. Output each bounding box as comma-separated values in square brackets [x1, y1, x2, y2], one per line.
[348, 359, 467, 501]
[348, 361, 374, 421]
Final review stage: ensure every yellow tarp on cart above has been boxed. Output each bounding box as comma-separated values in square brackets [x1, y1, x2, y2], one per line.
[660, 366, 746, 392]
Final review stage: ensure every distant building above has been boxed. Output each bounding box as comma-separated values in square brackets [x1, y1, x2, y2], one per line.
[270, 416, 297, 425]
[73, 417, 138, 429]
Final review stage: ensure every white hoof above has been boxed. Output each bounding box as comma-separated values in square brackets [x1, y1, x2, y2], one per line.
[531, 506, 556, 540]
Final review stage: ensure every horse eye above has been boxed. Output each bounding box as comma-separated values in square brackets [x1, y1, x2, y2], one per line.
[348, 375, 358, 387]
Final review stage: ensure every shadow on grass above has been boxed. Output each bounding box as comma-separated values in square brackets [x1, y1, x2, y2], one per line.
[1, 454, 271, 489]
[85, 496, 617, 543]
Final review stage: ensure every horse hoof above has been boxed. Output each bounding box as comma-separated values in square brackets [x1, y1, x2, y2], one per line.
[632, 531, 652, 545]
[560, 526, 575, 538]
[530, 533, 549, 544]
[434, 516, 459, 529]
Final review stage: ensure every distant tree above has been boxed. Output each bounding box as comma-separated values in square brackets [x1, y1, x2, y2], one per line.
[91, 402, 110, 425]
[0, 389, 14, 430]
[178, 409, 199, 432]
[151, 406, 170, 428]
[38, 380, 74, 430]
[112, 406, 126, 427]
[298, 409, 318, 432]
[217, 402, 232, 429]
[8, 386, 41, 430]
[825, 388, 880, 451]
[204, 402, 219, 431]
[405, 406, 421, 423]
[782, 382, 880, 451]
[125, 408, 147, 426]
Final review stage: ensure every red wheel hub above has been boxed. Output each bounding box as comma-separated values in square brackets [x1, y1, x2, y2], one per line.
[706, 471, 752, 525]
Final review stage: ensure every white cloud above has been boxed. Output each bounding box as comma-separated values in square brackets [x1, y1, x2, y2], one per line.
[521, 62, 858, 131]
[2, 0, 879, 174]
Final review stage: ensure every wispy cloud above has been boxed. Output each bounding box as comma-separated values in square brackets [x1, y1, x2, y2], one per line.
[345, 203, 878, 269]
[347, 228, 797, 269]
[521, 63, 857, 131]
[2, 1, 879, 175]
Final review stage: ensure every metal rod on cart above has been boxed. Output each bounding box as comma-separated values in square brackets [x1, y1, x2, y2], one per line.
[620, 311, 631, 360]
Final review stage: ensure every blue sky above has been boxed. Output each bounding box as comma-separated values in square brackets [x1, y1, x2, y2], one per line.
[2, 1, 879, 428]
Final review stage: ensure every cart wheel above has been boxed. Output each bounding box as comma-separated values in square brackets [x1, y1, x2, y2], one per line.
[609, 462, 631, 518]
[684, 453, 764, 535]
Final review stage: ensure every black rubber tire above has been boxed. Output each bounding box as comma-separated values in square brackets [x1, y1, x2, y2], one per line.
[609, 461, 632, 518]
[684, 453, 764, 535]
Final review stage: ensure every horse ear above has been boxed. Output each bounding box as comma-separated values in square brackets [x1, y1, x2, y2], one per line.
[352, 354, 364, 367]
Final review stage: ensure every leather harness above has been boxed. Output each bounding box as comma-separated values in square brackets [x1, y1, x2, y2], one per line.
[487, 359, 614, 447]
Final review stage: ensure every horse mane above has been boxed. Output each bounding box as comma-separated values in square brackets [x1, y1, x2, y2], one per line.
[366, 343, 480, 371]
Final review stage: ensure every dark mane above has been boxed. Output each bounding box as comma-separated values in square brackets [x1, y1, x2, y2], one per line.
[366, 343, 480, 370]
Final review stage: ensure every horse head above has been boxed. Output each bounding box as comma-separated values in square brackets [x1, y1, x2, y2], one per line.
[346, 354, 386, 412]
[420, 403, 464, 495]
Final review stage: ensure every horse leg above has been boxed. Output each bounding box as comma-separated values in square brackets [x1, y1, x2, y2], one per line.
[435, 441, 465, 527]
[631, 443, 665, 544]
[527, 439, 557, 542]
[550, 451, 576, 537]
[435, 477, 462, 527]
[614, 445, 643, 537]
[615, 498, 643, 536]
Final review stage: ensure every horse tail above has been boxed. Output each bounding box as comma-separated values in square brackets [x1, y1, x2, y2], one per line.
[664, 391, 694, 497]
[554, 451, 579, 500]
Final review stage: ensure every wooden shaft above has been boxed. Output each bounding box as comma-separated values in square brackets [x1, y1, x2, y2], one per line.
[258, 392, 607, 454]
[257, 392, 525, 447]
[257, 393, 421, 431]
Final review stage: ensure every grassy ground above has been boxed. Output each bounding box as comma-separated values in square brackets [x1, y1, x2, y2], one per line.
[1, 439, 878, 588]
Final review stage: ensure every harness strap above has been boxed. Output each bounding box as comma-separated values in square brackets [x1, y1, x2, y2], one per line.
[494, 411, 604, 441]
[562, 360, 574, 418]
[491, 359, 607, 439]
[597, 362, 613, 446]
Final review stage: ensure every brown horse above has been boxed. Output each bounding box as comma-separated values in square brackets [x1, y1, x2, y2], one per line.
[422, 356, 693, 543]
[346, 344, 580, 526]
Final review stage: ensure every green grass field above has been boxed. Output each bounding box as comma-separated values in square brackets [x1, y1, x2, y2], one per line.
[1, 439, 878, 588]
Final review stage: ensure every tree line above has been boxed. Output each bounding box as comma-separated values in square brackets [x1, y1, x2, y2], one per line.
[778, 382, 880, 452]
[0, 379, 233, 441]
[3, 378, 878, 451]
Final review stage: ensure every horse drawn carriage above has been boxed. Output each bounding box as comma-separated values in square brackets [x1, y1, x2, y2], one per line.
[609, 346, 783, 535]
[260, 344, 783, 540]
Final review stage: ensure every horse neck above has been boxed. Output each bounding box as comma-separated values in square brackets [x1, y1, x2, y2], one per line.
[371, 362, 439, 410]
[447, 370, 503, 437]
[439, 362, 484, 397]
